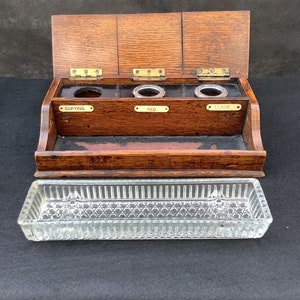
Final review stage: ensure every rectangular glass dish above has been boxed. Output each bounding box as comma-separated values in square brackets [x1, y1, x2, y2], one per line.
[18, 178, 272, 241]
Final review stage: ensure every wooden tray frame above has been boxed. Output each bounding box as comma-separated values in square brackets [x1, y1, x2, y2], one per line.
[35, 77, 265, 178]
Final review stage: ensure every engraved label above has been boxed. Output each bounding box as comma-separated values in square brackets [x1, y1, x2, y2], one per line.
[206, 104, 242, 111]
[59, 105, 94, 112]
[134, 105, 169, 113]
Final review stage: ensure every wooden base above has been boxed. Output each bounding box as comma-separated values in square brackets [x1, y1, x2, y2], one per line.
[35, 169, 265, 178]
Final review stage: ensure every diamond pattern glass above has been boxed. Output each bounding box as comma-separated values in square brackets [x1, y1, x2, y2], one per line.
[18, 178, 272, 240]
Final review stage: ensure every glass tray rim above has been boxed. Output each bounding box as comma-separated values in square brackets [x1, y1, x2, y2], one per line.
[18, 178, 272, 222]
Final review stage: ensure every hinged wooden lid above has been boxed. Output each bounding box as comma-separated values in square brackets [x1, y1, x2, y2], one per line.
[52, 15, 118, 78]
[52, 12, 250, 79]
[117, 13, 182, 79]
[182, 11, 250, 78]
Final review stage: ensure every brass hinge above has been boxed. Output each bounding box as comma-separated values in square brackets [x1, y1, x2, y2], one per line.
[196, 67, 230, 80]
[70, 68, 103, 80]
[132, 68, 166, 81]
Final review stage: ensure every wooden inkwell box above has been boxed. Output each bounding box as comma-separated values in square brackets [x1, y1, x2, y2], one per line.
[35, 11, 266, 178]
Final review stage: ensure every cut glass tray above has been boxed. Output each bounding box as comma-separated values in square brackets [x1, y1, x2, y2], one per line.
[18, 178, 272, 240]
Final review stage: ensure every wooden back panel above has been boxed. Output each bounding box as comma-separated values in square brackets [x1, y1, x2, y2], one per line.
[183, 11, 250, 78]
[52, 12, 250, 79]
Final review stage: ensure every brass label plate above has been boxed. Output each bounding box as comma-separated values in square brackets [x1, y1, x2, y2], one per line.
[206, 104, 241, 111]
[134, 105, 169, 113]
[197, 67, 230, 80]
[133, 68, 166, 81]
[70, 68, 103, 79]
[59, 105, 94, 112]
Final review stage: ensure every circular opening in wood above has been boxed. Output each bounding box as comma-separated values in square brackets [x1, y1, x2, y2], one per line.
[138, 88, 160, 97]
[132, 84, 165, 98]
[194, 84, 228, 98]
[74, 87, 102, 98]
[200, 88, 222, 96]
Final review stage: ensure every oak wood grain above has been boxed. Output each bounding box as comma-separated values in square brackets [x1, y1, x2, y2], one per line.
[117, 13, 182, 78]
[52, 97, 248, 136]
[35, 149, 265, 172]
[36, 79, 59, 151]
[52, 15, 118, 78]
[182, 11, 250, 78]
[52, 12, 250, 79]
[240, 77, 265, 151]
